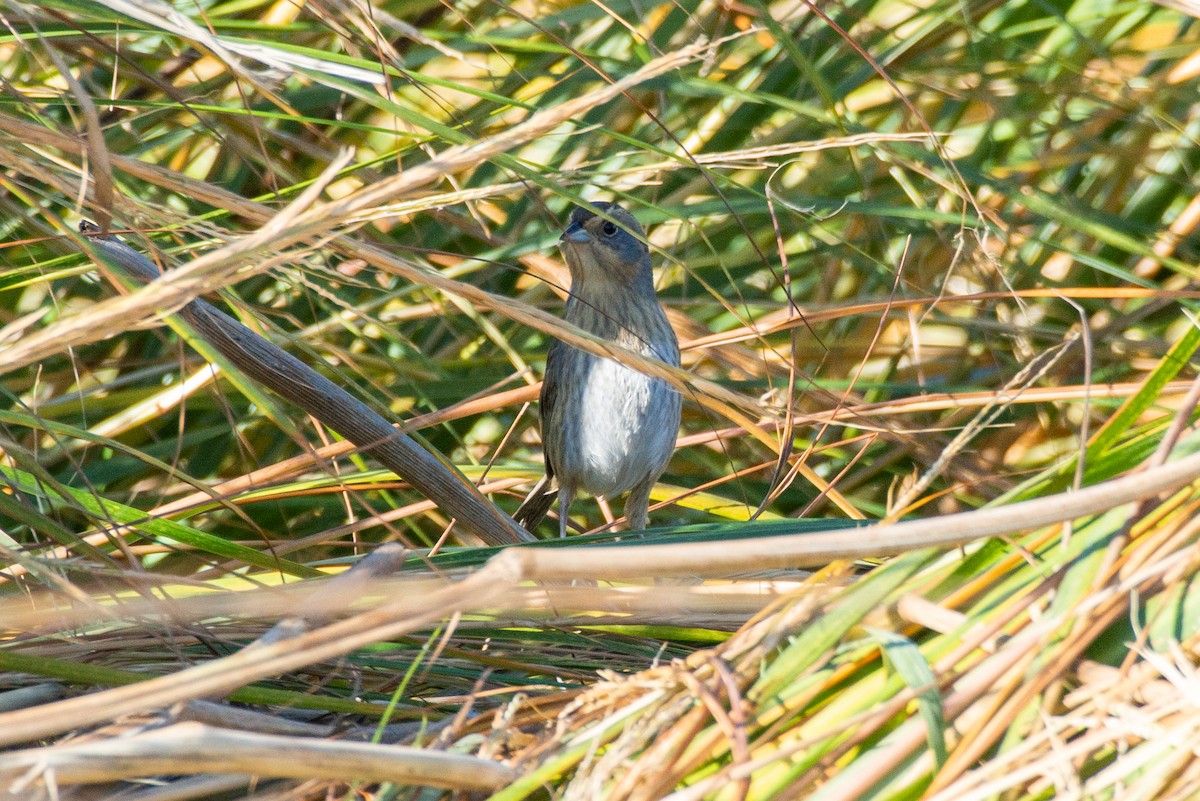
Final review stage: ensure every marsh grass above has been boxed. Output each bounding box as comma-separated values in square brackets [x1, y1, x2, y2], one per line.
[1, 0, 1199, 798]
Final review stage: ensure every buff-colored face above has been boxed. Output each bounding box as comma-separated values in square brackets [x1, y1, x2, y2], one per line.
[558, 202, 650, 286]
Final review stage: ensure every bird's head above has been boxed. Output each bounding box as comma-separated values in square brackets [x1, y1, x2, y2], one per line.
[558, 202, 652, 292]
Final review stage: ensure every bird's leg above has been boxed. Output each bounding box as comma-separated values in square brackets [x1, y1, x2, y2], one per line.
[624, 476, 654, 531]
[557, 486, 575, 539]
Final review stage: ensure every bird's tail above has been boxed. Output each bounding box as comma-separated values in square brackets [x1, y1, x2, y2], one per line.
[514, 473, 557, 531]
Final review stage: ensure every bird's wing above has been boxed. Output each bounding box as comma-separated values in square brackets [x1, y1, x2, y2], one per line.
[513, 340, 562, 530]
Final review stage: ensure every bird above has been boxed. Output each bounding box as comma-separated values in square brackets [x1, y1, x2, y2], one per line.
[514, 201, 681, 538]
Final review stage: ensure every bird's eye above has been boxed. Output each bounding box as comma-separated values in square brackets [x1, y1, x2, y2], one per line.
[601, 221, 618, 236]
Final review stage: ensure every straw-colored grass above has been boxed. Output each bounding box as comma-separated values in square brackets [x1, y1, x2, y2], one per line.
[1, 0, 1199, 798]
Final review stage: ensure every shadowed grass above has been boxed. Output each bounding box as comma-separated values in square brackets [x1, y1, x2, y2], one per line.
[1, 0, 1199, 798]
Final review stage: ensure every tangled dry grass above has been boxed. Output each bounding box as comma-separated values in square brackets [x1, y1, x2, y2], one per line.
[2, 0, 1200, 798]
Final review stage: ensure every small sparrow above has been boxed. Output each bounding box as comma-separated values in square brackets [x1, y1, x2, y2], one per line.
[515, 202, 681, 537]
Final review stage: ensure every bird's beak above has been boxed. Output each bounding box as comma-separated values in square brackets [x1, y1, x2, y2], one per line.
[560, 222, 592, 245]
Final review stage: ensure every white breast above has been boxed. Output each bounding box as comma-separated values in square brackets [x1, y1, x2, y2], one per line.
[559, 352, 680, 498]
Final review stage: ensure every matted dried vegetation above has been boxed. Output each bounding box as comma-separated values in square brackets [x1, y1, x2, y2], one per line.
[1, 0, 1199, 799]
